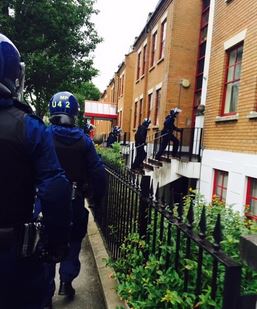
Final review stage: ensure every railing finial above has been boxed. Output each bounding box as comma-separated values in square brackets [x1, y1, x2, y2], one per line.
[199, 206, 206, 239]
[213, 213, 222, 251]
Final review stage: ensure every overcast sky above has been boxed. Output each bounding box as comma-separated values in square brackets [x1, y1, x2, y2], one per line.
[92, 0, 158, 92]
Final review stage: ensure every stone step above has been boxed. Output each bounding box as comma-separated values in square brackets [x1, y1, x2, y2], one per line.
[148, 158, 163, 167]
[143, 162, 154, 171]
[159, 156, 171, 163]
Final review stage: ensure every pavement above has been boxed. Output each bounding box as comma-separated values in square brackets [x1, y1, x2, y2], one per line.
[52, 208, 128, 309]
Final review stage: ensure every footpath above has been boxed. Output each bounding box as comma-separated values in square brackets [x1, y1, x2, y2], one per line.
[52, 209, 127, 309]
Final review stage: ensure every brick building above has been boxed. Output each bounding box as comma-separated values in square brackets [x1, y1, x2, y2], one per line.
[90, 77, 119, 140]
[98, 0, 257, 214]
[199, 0, 257, 215]
[131, 0, 202, 138]
[116, 51, 137, 135]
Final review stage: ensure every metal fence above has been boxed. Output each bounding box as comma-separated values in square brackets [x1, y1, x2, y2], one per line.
[121, 127, 203, 168]
[150, 127, 203, 162]
[94, 165, 257, 309]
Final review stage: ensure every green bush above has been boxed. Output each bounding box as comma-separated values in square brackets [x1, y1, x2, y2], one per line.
[108, 193, 257, 309]
[96, 142, 125, 169]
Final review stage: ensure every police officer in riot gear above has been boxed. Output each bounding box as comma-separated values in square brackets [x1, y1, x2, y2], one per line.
[84, 120, 95, 136]
[131, 118, 151, 172]
[106, 125, 121, 147]
[155, 108, 182, 160]
[44, 91, 107, 306]
[0, 34, 72, 309]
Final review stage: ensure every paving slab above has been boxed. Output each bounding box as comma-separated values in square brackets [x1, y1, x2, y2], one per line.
[52, 236, 106, 309]
[87, 211, 129, 309]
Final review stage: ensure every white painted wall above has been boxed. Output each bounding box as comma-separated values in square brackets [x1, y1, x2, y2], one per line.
[200, 149, 257, 214]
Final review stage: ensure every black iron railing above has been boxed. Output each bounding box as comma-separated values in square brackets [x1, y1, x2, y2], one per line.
[93, 165, 257, 309]
[150, 127, 203, 161]
[95, 163, 141, 259]
[120, 127, 203, 168]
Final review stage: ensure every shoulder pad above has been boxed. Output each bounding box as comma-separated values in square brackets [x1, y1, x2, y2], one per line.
[28, 114, 44, 124]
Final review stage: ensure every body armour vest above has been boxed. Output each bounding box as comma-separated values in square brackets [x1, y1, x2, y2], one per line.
[53, 135, 86, 186]
[0, 105, 35, 227]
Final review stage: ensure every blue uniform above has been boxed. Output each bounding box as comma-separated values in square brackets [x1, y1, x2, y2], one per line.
[44, 125, 106, 301]
[0, 98, 72, 309]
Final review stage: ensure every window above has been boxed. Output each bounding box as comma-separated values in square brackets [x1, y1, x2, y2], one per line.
[194, 91, 201, 108]
[147, 93, 153, 119]
[118, 78, 121, 97]
[222, 44, 243, 115]
[154, 88, 161, 125]
[159, 19, 167, 59]
[246, 177, 257, 217]
[133, 102, 138, 128]
[121, 74, 124, 96]
[142, 45, 147, 76]
[138, 98, 143, 126]
[203, 0, 210, 10]
[150, 31, 157, 67]
[193, 0, 210, 118]
[119, 111, 122, 127]
[136, 52, 141, 80]
[118, 75, 124, 97]
[111, 86, 115, 102]
[213, 169, 228, 202]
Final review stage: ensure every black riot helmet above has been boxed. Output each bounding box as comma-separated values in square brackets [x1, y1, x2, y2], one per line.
[170, 107, 182, 116]
[0, 33, 24, 98]
[142, 118, 151, 127]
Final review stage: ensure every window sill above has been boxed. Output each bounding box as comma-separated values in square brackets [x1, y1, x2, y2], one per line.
[149, 65, 155, 72]
[135, 79, 140, 84]
[215, 114, 239, 122]
[247, 111, 257, 119]
[140, 74, 145, 80]
[245, 213, 257, 221]
[152, 125, 159, 130]
[157, 57, 164, 65]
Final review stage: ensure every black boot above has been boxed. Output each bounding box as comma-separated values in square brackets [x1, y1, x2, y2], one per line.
[58, 281, 75, 297]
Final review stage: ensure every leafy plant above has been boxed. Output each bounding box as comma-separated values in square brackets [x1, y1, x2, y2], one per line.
[96, 142, 125, 168]
[108, 193, 257, 308]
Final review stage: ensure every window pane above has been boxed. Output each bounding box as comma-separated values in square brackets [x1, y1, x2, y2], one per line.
[197, 58, 205, 74]
[217, 173, 223, 186]
[234, 63, 241, 80]
[202, 10, 209, 27]
[216, 186, 222, 197]
[237, 46, 243, 62]
[227, 66, 234, 82]
[223, 173, 228, 187]
[196, 75, 203, 90]
[203, 0, 210, 10]
[224, 82, 239, 113]
[199, 42, 206, 58]
[224, 85, 232, 113]
[251, 179, 257, 197]
[200, 27, 208, 43]
[194, 92, 201, 107]
[221, 188, 227, 202]
[230, 82, 239, 112]
[229, 50, 236, 66]
[250, 199, 257, 216]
